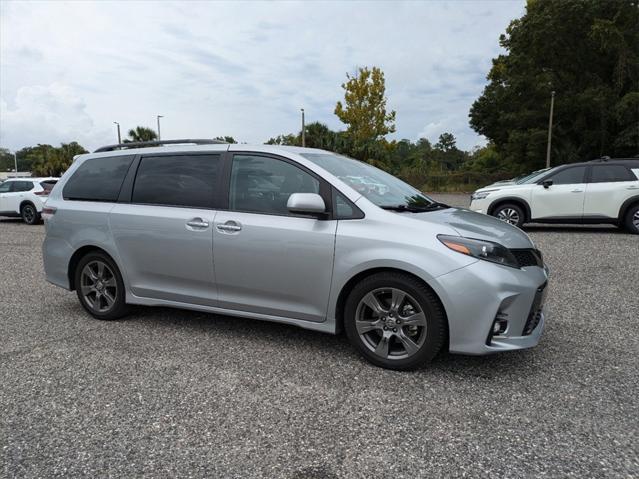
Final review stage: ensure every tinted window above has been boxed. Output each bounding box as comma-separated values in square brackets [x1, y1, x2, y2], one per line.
[64, 156, 134, 201]
[548, 166, 586, 185]
[13, 181, 34, 192]
[590, 165, 634, 183]
[40, 180, 57, 192]
[229, 155, 320, 215]
[0, 182, 12, 193]
[132, 155, 219, 208]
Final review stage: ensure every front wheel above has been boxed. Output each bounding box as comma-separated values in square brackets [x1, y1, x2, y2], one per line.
[344, 272, 446, 370]
[492, 203, 525, 228]
[74, 252, 129, 320]
[624, 204, 639, 234]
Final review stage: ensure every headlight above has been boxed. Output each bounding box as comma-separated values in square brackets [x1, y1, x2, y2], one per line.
[470, 190, 496, 201]
[437, 235, 519, 269]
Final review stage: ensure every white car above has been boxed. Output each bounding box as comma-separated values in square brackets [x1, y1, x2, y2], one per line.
[0, 177, 59, 224]
[470, 159, 639, 234]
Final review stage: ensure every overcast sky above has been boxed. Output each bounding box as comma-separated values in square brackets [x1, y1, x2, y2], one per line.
[0, 0, 525, 152]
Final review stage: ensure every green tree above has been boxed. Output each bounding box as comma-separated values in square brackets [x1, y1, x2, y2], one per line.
[334, 66, 396, 160]
[24, 142, 88, 177]
[214, 136, 237, 143]
[470, 0, 639, 172]
[125, 126, 158, 143]
[0, 148, 15, 171]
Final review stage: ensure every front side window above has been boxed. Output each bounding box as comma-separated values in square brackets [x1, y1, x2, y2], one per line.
[302, 152, 439, 210]
[547, 166, 586, 185]
[63, 155, 134, 201]
[229, 155, 320, 215]
[590, 165, 634, 183]
[132, 155, 220, 208]
[0, 181, 12, 193]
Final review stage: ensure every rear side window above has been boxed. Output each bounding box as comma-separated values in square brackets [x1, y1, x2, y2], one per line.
[0, 181, 12, 193]
[13, 181, 34, 192]
[132, 154, 220, 208]
[63, 156, 134, 201]
[590, 165, 635, 183]
[547, 166, 586, 185]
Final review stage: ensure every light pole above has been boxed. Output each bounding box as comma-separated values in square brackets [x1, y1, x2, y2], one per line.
[546, 91, 555, 169]
[13, 152, 18, 173]
[157, 115, 164, 140]
[300, 108, 305, 147]
[113, 121, 121, 144]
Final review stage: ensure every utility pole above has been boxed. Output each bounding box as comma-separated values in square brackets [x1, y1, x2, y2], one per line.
[113, 121, 121, 144]
[301, 108, 305, 147]
[157, 115, 164, 140]
[13, 152, 18, 173]
[546, 91, 555, 169]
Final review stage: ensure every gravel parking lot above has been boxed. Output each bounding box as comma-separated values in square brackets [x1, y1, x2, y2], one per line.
[1, 194, 638, 478]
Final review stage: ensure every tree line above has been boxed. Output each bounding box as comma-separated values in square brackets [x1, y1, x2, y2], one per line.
[2, 0, 636, 190]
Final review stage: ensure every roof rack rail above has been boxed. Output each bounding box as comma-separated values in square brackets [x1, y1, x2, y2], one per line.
[590, 156, 611, 162]
[94, 139, 226, 153]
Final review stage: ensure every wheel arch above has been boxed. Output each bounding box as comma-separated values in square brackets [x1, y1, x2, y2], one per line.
[618, 195, 639, 222]
[19, 199, 37, 213]
[67, 245, 118, 291]
[487, 196, 531, 222]
[334, 267, 449, 348]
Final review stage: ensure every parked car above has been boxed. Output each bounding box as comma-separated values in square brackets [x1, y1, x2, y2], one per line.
[0, 177, 58, 224]
[42, 139, 548, 370]
[470, 159, 639, 233]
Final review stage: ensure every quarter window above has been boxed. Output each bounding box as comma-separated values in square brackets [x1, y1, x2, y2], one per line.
[547, 166, 586, 185]
[63, 155, 134, 201]
[229, 155, 320, 215]
[590, 165, 634, 183]
[132, 155, 220, 208]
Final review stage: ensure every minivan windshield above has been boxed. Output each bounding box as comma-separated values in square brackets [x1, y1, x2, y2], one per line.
[301, 152, 443, 211]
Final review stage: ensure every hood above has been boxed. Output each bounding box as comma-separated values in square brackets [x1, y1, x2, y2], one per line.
[408, 207, 534, 249]
[475, 183, 527, 194]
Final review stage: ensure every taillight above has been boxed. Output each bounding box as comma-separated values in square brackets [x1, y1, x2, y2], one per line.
[35, 190, 49, 196]
[42, 207, 57, 221]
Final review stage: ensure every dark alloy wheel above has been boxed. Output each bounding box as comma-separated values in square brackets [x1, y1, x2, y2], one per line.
[344, 272, 446, 370]
[21, 203, 39, 225]
[625, 204, 639, 234]
[492, 203, 525, 228]
[74, 252, 129, 320]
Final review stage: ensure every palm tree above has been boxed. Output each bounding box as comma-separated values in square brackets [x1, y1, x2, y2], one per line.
[125, 126, 158, 143]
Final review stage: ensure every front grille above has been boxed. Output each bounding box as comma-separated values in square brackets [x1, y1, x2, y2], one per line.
[511, 248, 543, 268]
[522, 281, 547, 335]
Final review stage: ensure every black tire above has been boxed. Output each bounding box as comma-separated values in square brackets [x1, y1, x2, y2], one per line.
[21, 203, 40, 225]
[492, 203, 525, 228]
[624, 203, 639, 234]
[74, 251, 129, 320]
[344, 272, 446, 370]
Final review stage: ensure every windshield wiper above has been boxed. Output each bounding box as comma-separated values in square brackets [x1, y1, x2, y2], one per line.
[380, 202, 449, 212]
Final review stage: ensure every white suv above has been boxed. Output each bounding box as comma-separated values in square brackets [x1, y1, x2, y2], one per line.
[0, 177, 58, 224]
[470, 159, 639, 234]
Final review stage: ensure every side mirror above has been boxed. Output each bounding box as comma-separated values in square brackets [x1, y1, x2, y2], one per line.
[287, 193, 326, 216]
[542, 179, 553, 189]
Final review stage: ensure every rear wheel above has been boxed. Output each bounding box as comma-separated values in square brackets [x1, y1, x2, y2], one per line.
[624, 204, 639, 234]
[74, 252, 129, 320]
[21, 203, 39, 225]
[344, 272, 446, 370]
[492, 203, 525, 228]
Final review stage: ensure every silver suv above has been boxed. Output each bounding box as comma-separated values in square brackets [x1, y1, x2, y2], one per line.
[42, 139, 549, 370]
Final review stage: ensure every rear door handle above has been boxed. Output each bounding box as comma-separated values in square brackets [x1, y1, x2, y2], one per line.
[186, 218, 209, 230]
[216, 220, 242, 233]
[627, 186, 639, 190]
[571, 190, 583, 193]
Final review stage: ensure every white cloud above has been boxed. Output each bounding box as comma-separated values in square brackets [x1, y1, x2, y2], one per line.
[0, 1, 525, 152]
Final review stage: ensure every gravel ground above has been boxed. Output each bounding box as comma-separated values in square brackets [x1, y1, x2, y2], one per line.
[1, 195, 638, 478]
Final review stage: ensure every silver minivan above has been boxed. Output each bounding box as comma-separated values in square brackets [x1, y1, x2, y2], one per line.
[43, 139, 549, 370]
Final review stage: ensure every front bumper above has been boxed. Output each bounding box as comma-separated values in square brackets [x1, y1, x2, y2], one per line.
[469, 197, 489, 214]
[430, 259, 549, 355]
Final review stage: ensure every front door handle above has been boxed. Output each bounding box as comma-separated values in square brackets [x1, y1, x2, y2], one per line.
[186, 218, 209, 230]
[216, 220, 242, 233]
